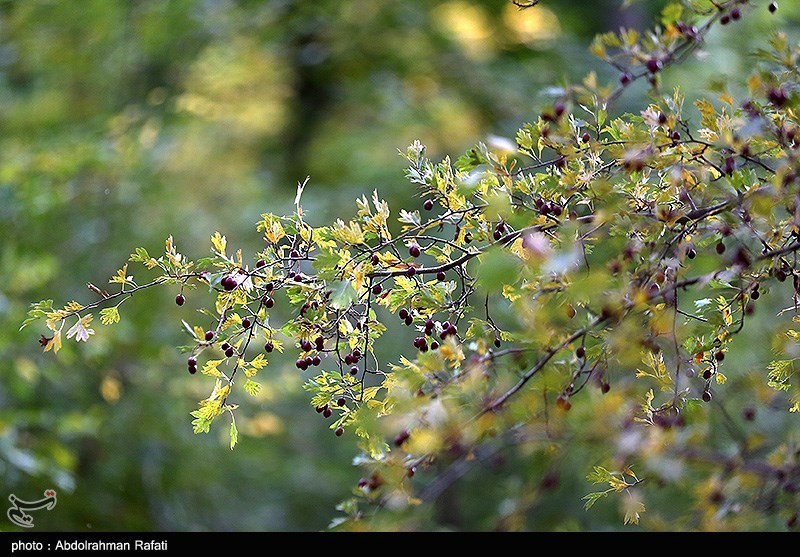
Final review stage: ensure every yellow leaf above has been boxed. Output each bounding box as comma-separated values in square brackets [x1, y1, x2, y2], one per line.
[44, 330, 62, 353]
[211, 232, 227, 256]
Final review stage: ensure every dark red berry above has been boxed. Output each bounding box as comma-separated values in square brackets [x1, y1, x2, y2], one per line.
[265, 297, 274, 308]
[372, 283, 382, 295]
[323, 406, 332, 418]
[768, 87, 788, 107]
[751, 289, 760, 300]
[769, 2, 778, 14]
[703, 369, 713, 380]
[716, 242, 726, 254]
[241, 318, 251, 329]
[715, 350, 725, 362]
[731, 8, 741, 20]
[658, 112, 667, 125]
[205, 330, 215, 341]
[221, 342, 230, 351]
[225, 348, 235, 358]
[431, 341, 440, 350]
[290, 250, 300, 258]
[702, 390, 712, 402]
[405, 315, 413, 326]
[720, 14, 730, 25]
[265, 282, 274, 292]
[672, 131, 681, 141]
[312, 355, 321, 366]
[175, 294, 185, 306]
[256, 259, 266, 268]
[436, 271, 446, 281]
[409, 245, 421, 258]
[394, 430, 410, 447]
[350, 365, 359, 376]
[265, 341, 274, 353]
[222, 276, 236, 291]
[600, 382, 611, 394]
[581, 132, 590, 143]
[494, 337, 501, 348]
[371, 254, 379, 265]
[352, 348, 361, 360]
[423, 199, 434, 211]
[777, 269, 788, 282]
[406, 267, 416, 277]
[493, 229, 502, 240]
[687, 248, 697, 259]
[743, 407, 756, 421]
[398, 308, 409, 320]
[337, 397, 346, 407]
[576, 346, 585, 359]
[646, 58, 662, 74]
[293, 274, 303, 282]
[188, 356, 197, 367]
[620, 72, 632, 85]
[335, 427, 344, 437]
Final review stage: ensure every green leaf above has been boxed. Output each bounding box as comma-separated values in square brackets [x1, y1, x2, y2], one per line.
[229, 420, 238, 450]
[99, 307, 120, 325]
[20, 299, 54, 331]
[329, 280, 357, 310]
[243, 379, 262, 396]
[582, 491, 609, 510]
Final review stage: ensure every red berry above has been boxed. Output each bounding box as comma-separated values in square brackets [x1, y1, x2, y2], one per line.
[409, 245, 421, 258]
[493, 229, 502, 240]
[658, 112, 667, 124]
[264, 342, 274, 353]
[241, 317, 251, 329]
[293, 274, 303, 282]
[405, 315, 413, 326]
[205, 330, 215, 341]
[620, 72, 632, 85]
[371, 254, 379, 265]
[312, 355, 321, 366]
[581, 132, 590, 143]
[372, 284, 382, 295]
[769, 2, 778, 13]
[600, 382, 610, 394]
[335, 427, 344, 437]
[221, 342, 230, 351]
[687, 248, 697, 259]
[406, 267, 416, 277]
[430, 341, 440, 350]
[350, 365, 359, 376]
[256, 259, 266, 268]
[720, 14, 730, 25]
[323, 406, 332, 418]
[716, 242, 726, 254]
[702, 390, 712, 402]
[175, 294, 185, 306]
[715, 350, 725, 362]
[437, 271, 446, 281]
[423, 199, 434, 211]
[730, 8, 740, 20]
[265, 297, 274, 309]
[494, 337, 501, 348]
[646, 58, 662, 74]
[337, 397, 346, 407]
[188, 356, 197, 367]
[398, 308, 409, 320]
[576, 346, 585, 359]
[265, 282, 274, 291]
[394, 430, 410, 446]
[225, 348, 235, 358]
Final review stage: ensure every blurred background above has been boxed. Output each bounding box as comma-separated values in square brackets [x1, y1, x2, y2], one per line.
[1, 0, 799, 531]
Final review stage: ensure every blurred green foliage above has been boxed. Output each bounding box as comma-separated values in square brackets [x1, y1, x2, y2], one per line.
[2, 0, 800, 531]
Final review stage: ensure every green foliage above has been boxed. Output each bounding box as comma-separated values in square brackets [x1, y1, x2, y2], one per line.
[8, 0, 800, 533]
